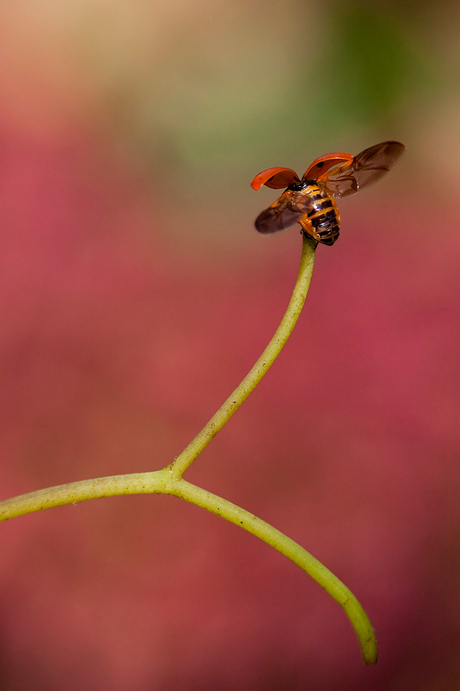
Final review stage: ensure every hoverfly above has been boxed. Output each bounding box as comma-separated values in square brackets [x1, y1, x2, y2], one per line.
[251, 141, 405, 245]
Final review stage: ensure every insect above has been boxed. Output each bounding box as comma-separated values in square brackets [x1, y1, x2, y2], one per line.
[251, 141, 406, 245]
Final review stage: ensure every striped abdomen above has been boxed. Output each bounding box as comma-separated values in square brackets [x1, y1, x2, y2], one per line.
[302, 181, 341, 246]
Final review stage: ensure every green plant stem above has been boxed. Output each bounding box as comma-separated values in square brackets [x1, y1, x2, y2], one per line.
[0, 471, 377, 664]
[0, 233, 379, 664]
[169, 233, 317, 478]
[171, 479, 378, 665]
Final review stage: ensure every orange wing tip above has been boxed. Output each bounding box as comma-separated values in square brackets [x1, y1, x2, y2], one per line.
[303, 153, 353, 181]
[251, 167, 299, 190]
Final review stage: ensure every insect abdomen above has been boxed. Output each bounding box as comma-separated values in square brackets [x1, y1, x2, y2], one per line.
[304, 182, 341, 246]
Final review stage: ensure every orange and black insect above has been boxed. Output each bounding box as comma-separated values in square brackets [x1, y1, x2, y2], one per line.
[251, 141, 406, 245]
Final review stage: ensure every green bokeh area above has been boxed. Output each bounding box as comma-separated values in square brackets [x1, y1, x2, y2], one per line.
[312, 4, 432, 129]
[158, 2, 436, 184]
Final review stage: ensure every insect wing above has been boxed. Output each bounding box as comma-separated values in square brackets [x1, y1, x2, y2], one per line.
[251, 167, 299, 190]
[318, 141, 406, 198]
[254, 192, 307, 234]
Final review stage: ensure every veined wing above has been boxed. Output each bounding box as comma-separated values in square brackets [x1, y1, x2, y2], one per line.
[254, 191, 309, 234]
[317, 141, 406, 198]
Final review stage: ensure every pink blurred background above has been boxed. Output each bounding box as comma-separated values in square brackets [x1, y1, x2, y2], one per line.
[0, 1, 459, 688]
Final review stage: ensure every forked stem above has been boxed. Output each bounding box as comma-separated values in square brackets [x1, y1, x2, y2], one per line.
[0, 234, 378, 664]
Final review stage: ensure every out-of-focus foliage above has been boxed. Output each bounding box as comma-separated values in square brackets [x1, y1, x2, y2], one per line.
[307, 4, 436, 128]
[67, 2, 440, 181]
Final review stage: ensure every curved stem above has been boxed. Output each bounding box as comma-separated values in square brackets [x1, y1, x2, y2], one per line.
[0, 472, 377, 664]
[0, 233, 379, 664]
[169, 234, 316, 478]
[168, 479, 378, 665]
[0, 470, 171, 521]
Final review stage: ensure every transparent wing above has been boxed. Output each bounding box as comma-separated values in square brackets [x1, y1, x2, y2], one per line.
[254, 192, 308, 234]
[318, 141, 406, 198]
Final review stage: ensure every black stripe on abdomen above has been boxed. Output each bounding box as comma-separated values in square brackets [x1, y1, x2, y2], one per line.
[307, 200, 334, 215]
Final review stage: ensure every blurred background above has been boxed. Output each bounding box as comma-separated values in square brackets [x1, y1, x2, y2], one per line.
[0, 0, 459, 688]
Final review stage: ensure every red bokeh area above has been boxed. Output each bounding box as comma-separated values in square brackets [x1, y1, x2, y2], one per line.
[0, 130, 460, 690]
[1, 2, 460, 688]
